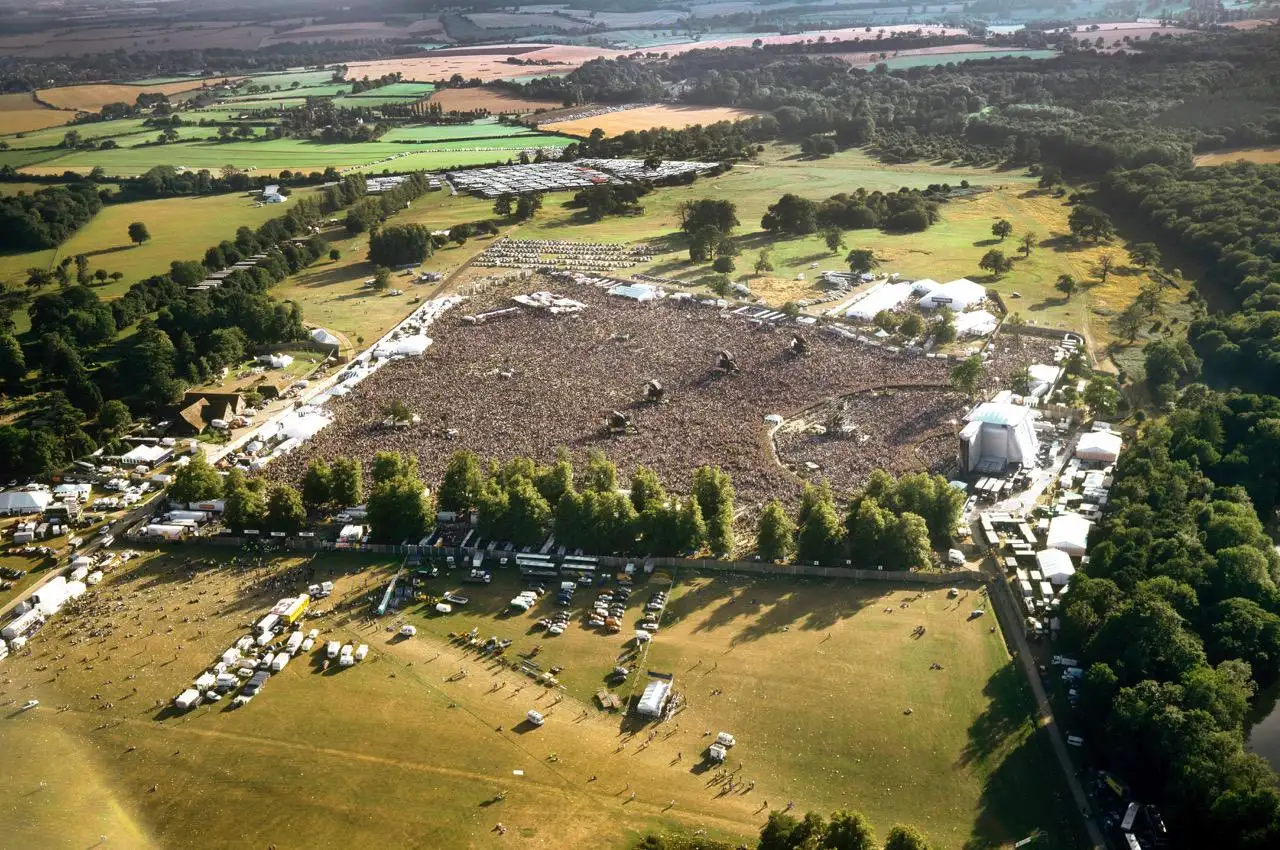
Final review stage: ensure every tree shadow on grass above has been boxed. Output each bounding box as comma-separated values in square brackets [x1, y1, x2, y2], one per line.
[664, 577, 876, 645]
[961, 662, 1083, 850]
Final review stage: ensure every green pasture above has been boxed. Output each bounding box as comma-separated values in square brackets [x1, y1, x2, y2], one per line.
[1, 118, 151, 149]
[380, 120, 545, 142]
[867, 49, 1060, 70]
[220, 84, 352, 102]
[0, 188, 320, 319]
[345, 82, 435, 98]
[0, 181, 58, 196]
[239, 69, 336, 89]
[329, 94, 425, 108]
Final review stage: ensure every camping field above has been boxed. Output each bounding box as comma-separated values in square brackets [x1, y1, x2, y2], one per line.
[0, 548, 1082, 849]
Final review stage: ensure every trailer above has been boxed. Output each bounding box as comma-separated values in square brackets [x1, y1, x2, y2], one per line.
[173, 688, 202, 710]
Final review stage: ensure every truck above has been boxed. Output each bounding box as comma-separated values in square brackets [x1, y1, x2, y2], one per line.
[285, 631, 304, 655]
[464, 569, 492, 585]
[242, 670, 271, 697]
[271, 652, 291, 672]
[173, 689, 202, 711]
[326, 640, 341, 659]
[339, 644, 355, 667]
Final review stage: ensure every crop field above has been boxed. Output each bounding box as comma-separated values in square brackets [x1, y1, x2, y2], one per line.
[36, 80, 226, 113]
[0, 548, 1078, 849]
[328, 94, 428, 108]
[0, 22, 276, 57]
[1194, 145, 1280, 166]
[543, 104, 764, 137]
[345, 50, 582, 84]
[0, 181, 57, 196]
[220, 84, 353, 102]
[0, 92, 76, 135]
[380, 120, 545, 142]
[428, 86, 564, 113]
[0, 189, 320, 309]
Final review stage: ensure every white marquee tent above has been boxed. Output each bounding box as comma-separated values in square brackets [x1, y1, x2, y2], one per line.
[1035, 548, 1076, 586]
[919, 278, 986, 311]
[1075, 430, 1123, 463]
[0, 489, 51, 515]
[1046, 514, 1093, 556]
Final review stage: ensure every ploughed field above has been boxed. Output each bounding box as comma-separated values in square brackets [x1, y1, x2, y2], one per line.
[271, 281, 1030, 506]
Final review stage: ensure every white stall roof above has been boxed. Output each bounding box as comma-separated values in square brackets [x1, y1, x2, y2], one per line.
[122, 444, 170, 465]
[277, 408, 331, 442]
[1035, 548, 1076, 585]
[1076, 430, 1123, 463]
[1046, 514, 1092, 556]
[955, 309, 999, 337]
[607, 282, 660, 302]
[0, 489, 51, 514]
[919, 278, 986, 311]
[844, 281, 914, 321]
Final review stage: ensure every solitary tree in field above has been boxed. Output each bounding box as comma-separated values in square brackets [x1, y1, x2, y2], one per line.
[1055, 274, 1078, 300]
[1136, 280, 1163, 315]
[822, 226, 845, 255]
[128, 221, 151, 246]
[846, 248, 878, 275]
[978, 248, 1011, 276]
[493, 194, 513, 217]
[753, 249, 774, 276]
[372, 266, 391, 290]
[1019, 231, 1037, 256]
[329, 248, 341, 261]
[991, 219, 1013, 241]
[1096, 253, 1115, 283]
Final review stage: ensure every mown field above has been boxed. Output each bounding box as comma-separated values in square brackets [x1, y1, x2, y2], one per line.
[380, 119, 544, 142]
[0, 549, 1080, 849]
[861, 49, 1059, 70]
[35, 79, 225, 113]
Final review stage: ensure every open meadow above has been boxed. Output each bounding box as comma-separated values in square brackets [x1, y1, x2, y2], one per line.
[0, 189, 320, 309]
[0, 548, 1081, 849]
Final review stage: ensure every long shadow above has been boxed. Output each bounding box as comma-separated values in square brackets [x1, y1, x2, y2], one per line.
[961, 662, 1086, 850]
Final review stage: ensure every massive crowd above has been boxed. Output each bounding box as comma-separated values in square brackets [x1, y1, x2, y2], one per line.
[475, 238, 655, 271]
[271, 279, 1047, 507]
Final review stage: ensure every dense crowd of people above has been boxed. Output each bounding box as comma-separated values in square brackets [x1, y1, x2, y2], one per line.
[272, 279, 1046, 507]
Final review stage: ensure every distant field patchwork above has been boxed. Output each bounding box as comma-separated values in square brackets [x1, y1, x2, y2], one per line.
[542, 104, 763, 137]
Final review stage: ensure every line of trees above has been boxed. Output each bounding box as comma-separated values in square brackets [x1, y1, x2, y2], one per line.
[636, 806, 937, 850]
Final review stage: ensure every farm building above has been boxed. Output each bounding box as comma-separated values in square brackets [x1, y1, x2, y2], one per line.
[958, 400, 1039, 474]
[636, 679, 672, 717]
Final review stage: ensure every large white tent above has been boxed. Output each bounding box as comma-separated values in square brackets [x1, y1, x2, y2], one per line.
[636, 679, 672, 717]
[844, 281, 913, 321]
[1046, 514, 1093, 556]
[1076, 430, 1123, 463]
[919, 278, 986, 311]
[310, 328, 340, 347]
[955, 309, 999, 337]
[0, 489, 51, 516]
[1035, 548, 1076, 586]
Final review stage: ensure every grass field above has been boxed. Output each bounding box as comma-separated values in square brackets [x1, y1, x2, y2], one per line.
[235, 70, 337, 89]
[1194, 145, 1280, 166]
[380, 120, 545, 142]
[36, 80, 224, 113]
[0, 92, 75, 135]
[543, 104, 764, 137]
[1, 117, 151, 148]
[859, 49, 1059, 70]
[219, 83, 352, 102]
[0, 189, 319, 311]
[345, 82, 436, 99]
[0, 549, 1080, 849]
[0, 181, 57, 196]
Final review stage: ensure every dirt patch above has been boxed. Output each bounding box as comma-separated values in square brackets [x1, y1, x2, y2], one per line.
[544, 104, 764, 137]
[428, 87, 564, 114]
[1194, 145, 1280, 166]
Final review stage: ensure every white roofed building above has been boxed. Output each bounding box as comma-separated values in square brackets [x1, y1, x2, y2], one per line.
[919, 278, 986, 311]
[0, 488, 51, 515]
[1036, 548, 1076, 586]
[1047, 514, 1092, 556]
[1076, 430, 1123, 464]
[636, 679, 672, 717]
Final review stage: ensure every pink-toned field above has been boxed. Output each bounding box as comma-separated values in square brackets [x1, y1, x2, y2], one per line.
[543, 104, 763, 137]
[427, 86, 563, 114]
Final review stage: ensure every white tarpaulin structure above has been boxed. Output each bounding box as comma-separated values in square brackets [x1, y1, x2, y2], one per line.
[636, 679, 671, 717]
[607, 282, 660, 302]
[0, 489, 52, 515]
[277, 407, 330, 442]
[1076, 430, 1123, 463]
[955, 309, 999, 337]
[844, 281, 913, 321]
[1026, 363, 1062, 399]
[121, 444, 171, 466]
[374, 335, 432, 357]
[258, 353, 293, 369]
[1036, 548, 1076, 586]
[310, 328, 340, 347]
[959, 401, 1039, 473]
[1047, 514, 1092, 556]
[919, 278, 986, 311]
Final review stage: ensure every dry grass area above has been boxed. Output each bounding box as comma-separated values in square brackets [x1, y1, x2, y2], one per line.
[37, 79, 226, 113]
[428, 86, 564, 114]
[346, 47, 581, 83]
[0, 92, 75, 134]
[1194, 145, 1280, 166]
[543, 104, 764, 137]
[0, 547, 1075, 849]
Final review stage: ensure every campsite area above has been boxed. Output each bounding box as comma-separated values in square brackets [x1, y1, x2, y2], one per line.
[0, 548, 1081, 849]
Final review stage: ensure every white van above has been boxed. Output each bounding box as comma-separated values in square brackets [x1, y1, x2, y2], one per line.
[271, 652, 290, 672]
[339, 645, 355, 667]
[326, 640, 341, 659]
[1066, 734, 1084, 748]
[354, 644, 368, 662]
